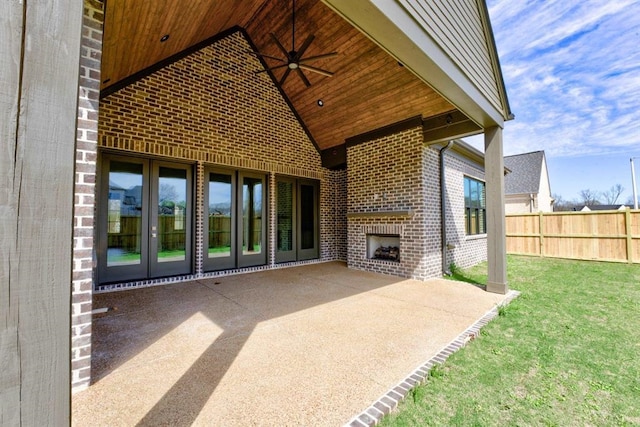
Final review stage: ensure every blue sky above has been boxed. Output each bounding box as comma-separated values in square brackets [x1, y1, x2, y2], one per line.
[466, 0, 640, 205]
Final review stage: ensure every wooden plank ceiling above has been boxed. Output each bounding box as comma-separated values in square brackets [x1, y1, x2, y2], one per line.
[101, 0, 458, 150]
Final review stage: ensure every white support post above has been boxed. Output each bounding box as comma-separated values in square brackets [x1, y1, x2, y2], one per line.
[631, 158, 638, 210]
[484, 126, 508, 294]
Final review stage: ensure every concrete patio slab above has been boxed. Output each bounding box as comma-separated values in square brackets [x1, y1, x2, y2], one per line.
[72, 262, 512, 426]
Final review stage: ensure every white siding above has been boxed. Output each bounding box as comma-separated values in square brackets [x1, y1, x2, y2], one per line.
[399, 0, 503, 113]
[538, 156, 554, 212]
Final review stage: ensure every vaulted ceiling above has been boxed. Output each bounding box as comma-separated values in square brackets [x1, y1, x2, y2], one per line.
[101, 0, 465, 151]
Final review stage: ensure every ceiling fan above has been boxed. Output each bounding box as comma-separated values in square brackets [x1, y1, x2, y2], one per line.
[251, 0, 337, 87]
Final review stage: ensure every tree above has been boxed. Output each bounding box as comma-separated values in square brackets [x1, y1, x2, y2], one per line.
[159, 183, 179, 204]
[552, 193, 575, 211]
[579, 189, 601, 207]
[602, 184, 624, 205]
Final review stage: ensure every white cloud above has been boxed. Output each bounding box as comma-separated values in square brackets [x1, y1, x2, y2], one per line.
[484, 0, 640, 158]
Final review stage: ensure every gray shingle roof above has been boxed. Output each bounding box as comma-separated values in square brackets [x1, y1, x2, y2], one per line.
[503, 151, 545, 195]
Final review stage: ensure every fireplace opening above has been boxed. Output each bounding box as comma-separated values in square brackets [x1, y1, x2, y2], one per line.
[366, 234, 400, 262]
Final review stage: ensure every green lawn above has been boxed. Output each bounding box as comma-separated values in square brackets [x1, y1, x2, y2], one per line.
[380, 255, 640, 427]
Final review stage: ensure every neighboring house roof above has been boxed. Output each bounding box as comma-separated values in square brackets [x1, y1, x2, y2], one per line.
[504, 151, 546, 195]
[580, 204, 630, 211]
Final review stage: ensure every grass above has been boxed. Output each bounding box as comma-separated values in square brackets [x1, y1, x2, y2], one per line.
[379, 255, 640, 427]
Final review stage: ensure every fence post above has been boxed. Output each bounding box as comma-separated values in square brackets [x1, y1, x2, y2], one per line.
[625, 209, 633, 264]
[539, 211, 544, 257]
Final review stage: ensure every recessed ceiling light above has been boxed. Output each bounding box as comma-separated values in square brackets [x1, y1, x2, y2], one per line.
[317, 99, 324, 107]
[160, 34, 170, 42]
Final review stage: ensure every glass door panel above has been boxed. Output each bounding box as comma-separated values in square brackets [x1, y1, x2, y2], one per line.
[203, 170, 236, 271]
[276, 178, 296, 263]
[238, 172, 266, 267]
[107, 161, 144, 266]
[98, 156, 149, 283]
[150, 162, 192, 278]
[298, 180, 319, 260]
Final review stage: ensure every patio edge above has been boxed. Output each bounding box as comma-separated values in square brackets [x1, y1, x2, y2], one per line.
[344, 289, 521, 427]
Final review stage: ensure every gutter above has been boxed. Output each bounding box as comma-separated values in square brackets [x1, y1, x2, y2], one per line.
[439, 141, 455, 276]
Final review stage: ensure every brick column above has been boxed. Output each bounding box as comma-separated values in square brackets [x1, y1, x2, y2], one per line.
[71, 0, 103, 392]
[195, 161, 205, 275]
[484, 126, 508, 294]
[268, 172, 277, 266]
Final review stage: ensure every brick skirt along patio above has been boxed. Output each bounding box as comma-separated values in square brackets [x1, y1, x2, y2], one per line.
[72, 262, 517, 426]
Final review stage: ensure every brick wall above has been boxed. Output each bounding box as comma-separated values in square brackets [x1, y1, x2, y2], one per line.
[71, 0, 103, 392]
[99, 32, 322, 175]
[347, 126, 442, 279]
[442, 150, 488, 270]
[347, 129, 487, 280]
[98, 30, 346, 283]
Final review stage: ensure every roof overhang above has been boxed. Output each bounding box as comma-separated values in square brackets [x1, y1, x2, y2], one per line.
[322, 0, 509, 129]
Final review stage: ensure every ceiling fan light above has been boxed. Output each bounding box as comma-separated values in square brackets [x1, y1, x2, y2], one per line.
[288, 63, 299, 69]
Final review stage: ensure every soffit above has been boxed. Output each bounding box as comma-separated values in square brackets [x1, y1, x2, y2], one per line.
[101, 0, 459, 150]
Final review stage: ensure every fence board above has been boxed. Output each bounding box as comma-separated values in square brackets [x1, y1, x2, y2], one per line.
[506, 210, 640, 264]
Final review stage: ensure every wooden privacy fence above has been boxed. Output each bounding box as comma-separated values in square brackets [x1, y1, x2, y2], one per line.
[506, 210, 640, 264]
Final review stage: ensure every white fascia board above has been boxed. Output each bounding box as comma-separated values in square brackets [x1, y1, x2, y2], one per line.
[322, 0, 505, 128]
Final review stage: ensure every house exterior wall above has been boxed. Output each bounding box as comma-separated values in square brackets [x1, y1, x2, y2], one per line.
[346, 128, 486, 279]
[537, 156, 554, 212]
[442, 150, 488, 269]
[505, 194, 535, 214]
[347, 126, 439, 279]
[399, 0, 503, 113]
[97, 30, 346, 286]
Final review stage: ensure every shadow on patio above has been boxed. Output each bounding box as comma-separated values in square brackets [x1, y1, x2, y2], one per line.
[72, 262, 508, 426]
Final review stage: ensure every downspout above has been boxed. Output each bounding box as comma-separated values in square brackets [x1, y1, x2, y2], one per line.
[530, 193, 534, 213]
[440, 141, 455, 276]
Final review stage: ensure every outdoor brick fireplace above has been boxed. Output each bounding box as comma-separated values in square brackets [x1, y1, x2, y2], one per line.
[346, 123, 444, 280]
[367, 234, 400, 261]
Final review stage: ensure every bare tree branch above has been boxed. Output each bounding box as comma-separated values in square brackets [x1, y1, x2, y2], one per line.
[602, 184, 624, 204]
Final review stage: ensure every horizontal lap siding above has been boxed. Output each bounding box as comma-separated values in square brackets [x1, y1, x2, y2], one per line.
[399, 0, 502, 113]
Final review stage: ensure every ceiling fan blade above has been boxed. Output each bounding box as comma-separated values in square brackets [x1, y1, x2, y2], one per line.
[247, 50, 286, 63]
[295, 68, 311, 87]
[279, 67, 292, 85]
[296, 34, 315, 58]
[298, 64, 334, 77]
[298, 52, 338, 64]
[270, 33, 289, 57]
[254, 63, 290, 74]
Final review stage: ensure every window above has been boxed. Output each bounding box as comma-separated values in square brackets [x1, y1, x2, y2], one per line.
[464, 176, 486, 235]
